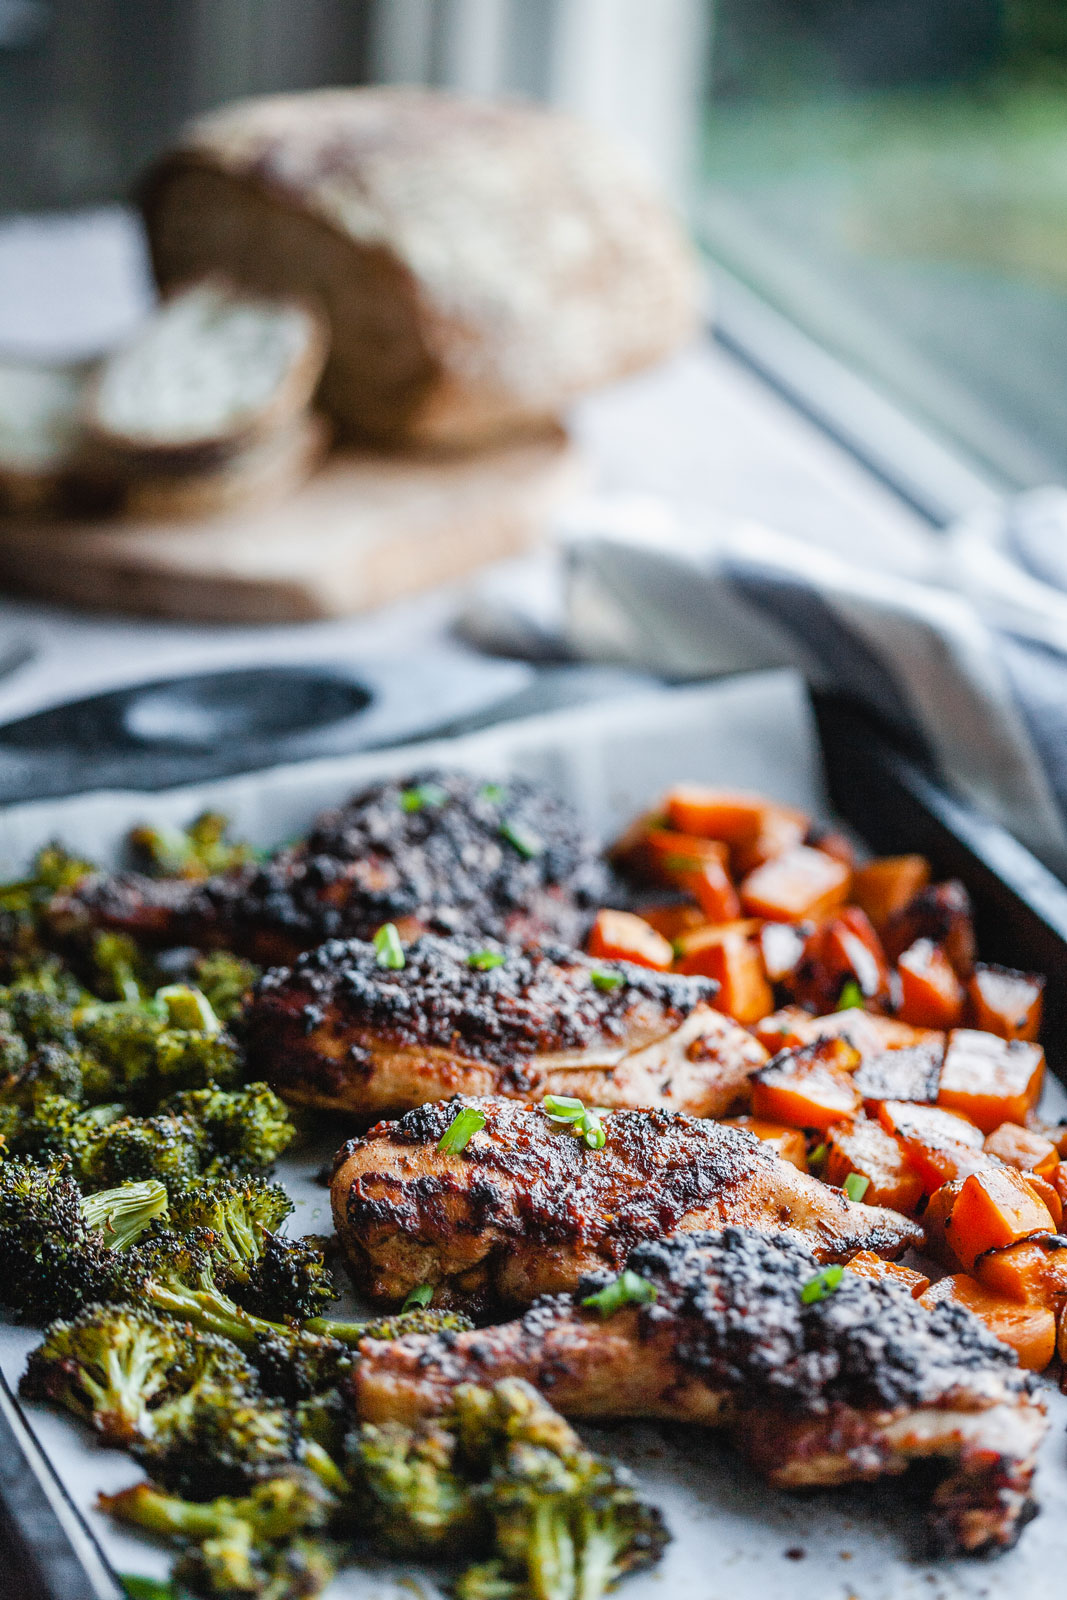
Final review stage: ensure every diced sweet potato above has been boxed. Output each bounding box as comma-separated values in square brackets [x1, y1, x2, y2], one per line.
[967, 963, 1044, 1043]
[920, 1274, 1056, 1370]
[675, 929, 773, 1024]
[758, 920, 808, 986]
[752, 1006, 940, 1061]
[844, 1250, 929, 1297]
[587, 910, 673, 972]
[1052, 1161, 1067, 1207]
[984, 1122, 1059, 1178]
[663, 787, 773, 847]
[751, 1038, 862, 1131]
[825, 1115, 924, 1214]
[642, 830, 742, 921]
[646, 828, 729, 870]
[975, 1240, 1067, 1308]
[1025, 1171, 1063, 1229]
[793, 907, 890, 1012]
[740, 845, 851, 924]
[896, 938, 965, 1030]
[943, 1166, 1055, 1272]
[635, 902, 708, 941]
[853, 1042, 943, 1112]
[877, 1100, 990, 1194]
[884, 880, 975, 978]
[722, 1115, 808, 1171]
[673, 920, 760, 959]
[852, 855, 930, 932]
[937, 1029, 1045, 1134]
[733, 805, 810, 876]
[805, 826, 857, 871]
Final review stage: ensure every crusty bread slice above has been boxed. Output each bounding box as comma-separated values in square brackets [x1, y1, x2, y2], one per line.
[84, 279, 328, 468]
[123, 409, 330, 520]
[0, 361, 87, 514]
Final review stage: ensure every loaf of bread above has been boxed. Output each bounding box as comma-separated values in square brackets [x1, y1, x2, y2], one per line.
[141, 88, 700, 449]
[123, 409, 330, 520]
[0, 361, 87, 514]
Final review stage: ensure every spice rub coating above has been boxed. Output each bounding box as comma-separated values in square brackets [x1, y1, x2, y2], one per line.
[46, 770, 613, 964]
[245, 935, 768, 1119]
[353, 1227, 1047, 1558]
[331, 1097, 923, 1310]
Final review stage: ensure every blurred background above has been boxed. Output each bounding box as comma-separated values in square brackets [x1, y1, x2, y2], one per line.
[1, 0, 1066, 489]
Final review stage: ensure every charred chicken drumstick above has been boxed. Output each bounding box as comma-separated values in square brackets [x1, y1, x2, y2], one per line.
[46, 771, 613, 964]
[245, 934, 768, 1120]
[331, 1097, 923, 1310]
[352, 1228, 1048, 1557]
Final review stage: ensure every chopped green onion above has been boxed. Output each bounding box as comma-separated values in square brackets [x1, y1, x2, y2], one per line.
[437, 1106, 486, 1154]
[662, 852, 704, 874]
[119, 1579, 184, 1600]
[500, 820, 542, 858]
[591, 968, 624, 993]
[581, 1110, 606, 1150]
[468, 949, 505, 971]
[800, 1264, 844, 1305]
[544, 1094, 586, 1124]
[400, 781, 448, 812]
[843, 1172, 870, 1203]
[154, 983, 220, 1035]
[836, 978, 865, 1011]
[582, 1269, 658, 1317]
[808, 1142, 828, 1171]
[481, 782, 506, 804]
[402, 1283, 434, 1311]
[373, 922, 405, 970]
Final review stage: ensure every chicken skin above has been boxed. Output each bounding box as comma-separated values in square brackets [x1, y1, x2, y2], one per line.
[46, 771, 613, 965]
[245, 934, 768, 1120]
[351, 1228, 1048, 1557]
[331, 1097, 923, 1311]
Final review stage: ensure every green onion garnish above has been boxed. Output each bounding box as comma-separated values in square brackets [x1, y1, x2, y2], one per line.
[800, 1264, 844, 1305]
[591, 968, 623, 992]
[154, 983, 221, 1035]
[400, 782, 448, 812]
[119, 1578, 184, 1600]
[836, 978, 864, 1011]
[468, 949, 505, 971]
[808, 1142, 828, 1171]
[373, 922, 405, 970]
[544, 1094, 607, 1150]
[843, 1172, 870, 1203]
[402, 1283, 434, 1311]
[662, 852, 704, 874]
[582, 1269, 658, 1317]
[481, 782, 506, 804]
[437, 1106, 486, 1154]
[500, 820, 542, 858]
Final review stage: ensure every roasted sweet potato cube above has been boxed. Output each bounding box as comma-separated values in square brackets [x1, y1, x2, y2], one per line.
[805, 826, 857, 871]
[635, 902, 708, 941]
[877, 1100, 989, 1193]
[944, 1166, 1055, 1271]
[975, 1240, 1067, 1308]
[844, 1250, 929, 1297]
[587, 909, 673, 972]
[676, 929, 772, 1024]
[753, 1006, 940, 1061]
[641, 830, 741, 921]
[984, 1122, 1059, 1178]
[896, 938, 965, 1030]
[938, 1029, 1045, 1134]
[758, 920, 808, 986]
[673, 919, 760, 959]
[825, 1116, 923, 1213]
[852, 855, 930, 932]
[733, 805, 810, 876]
[751, 1037, 862, 1131]
[967, 963, 1044, 1043]
[740, 846, 851, 924]
[722, 1115, 808, 1171]
[920, 1274, 1056, 1370]
[793, 906, 890, 1012]
[884, 880, 975, 977]
[853, 1042, 943, 1111]
[1052, 1161, 1067, 1207]
[663, 787, 773, 847]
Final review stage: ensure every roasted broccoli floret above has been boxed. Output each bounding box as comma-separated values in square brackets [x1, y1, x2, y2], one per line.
[348, 1307, 476, 1343]
[255, 1331, 352, 1406]
[139, 1383, 301, 1500]
[0, 1093, 115, 1169]
[101, 1474, 338, 1600]
[164, 1084, 295, 1176]
[129, 811, 255, 881]
[347, 1380, 668, 1600]
[192, 951, 261, 1026]
[81, 1176, 170, 1248]
[90, 931, 146, 1004]
[76, 1004, 241, 1108]
[0, 1163, 148, 1322]
[77, 1110, 205, 1192]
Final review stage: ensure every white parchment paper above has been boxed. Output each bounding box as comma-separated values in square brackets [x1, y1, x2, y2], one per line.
[0, 669, 1062, 1600]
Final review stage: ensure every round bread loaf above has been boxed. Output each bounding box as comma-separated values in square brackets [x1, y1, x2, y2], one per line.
[141, 87, 701, 449]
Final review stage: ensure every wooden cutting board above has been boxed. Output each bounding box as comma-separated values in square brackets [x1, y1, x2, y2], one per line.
[0, 430, 582, 623]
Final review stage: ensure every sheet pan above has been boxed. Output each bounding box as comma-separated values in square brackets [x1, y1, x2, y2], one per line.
[0, 668, 1063, 1600]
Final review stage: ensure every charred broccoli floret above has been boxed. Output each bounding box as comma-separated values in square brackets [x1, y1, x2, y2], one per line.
[139, 1383, 301, 1500]
[76, 1004, 241, 1108]
[164, 1084, 294, 1176]
[0, 1093, 117, 1168]
[191, 951, 261, 1026]
[351, 1417, 482, 1557]
[254, 1331, 352, 1406]
[77, 1111, 205, 1191]
[129, 811, 255, 882]
[101, 1474, 338, 1600]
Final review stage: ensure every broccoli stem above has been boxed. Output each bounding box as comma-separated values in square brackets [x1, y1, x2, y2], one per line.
[302, 1317, 372, 1345]
[80, 1180, 168, 1251]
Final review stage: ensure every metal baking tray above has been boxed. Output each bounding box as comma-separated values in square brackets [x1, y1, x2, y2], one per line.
[0, 668, 1064, 1600]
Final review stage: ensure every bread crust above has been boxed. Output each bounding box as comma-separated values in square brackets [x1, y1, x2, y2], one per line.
[121, 409, 330, 520]
[141, 88, 700, 448]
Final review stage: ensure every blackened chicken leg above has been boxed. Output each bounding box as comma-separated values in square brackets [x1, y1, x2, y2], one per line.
[331, 1097, 923, 1311]
[351, 1228, 1048, 1557]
